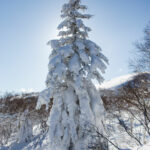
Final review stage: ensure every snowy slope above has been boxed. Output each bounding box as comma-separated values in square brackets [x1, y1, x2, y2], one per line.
[99, 72, 150, 90]
[99, 73, 137, 90]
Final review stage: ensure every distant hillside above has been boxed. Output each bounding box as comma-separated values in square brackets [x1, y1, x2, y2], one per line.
[1, 72, 149, 116]
[100, 72, 150, 90]
[100, 72, 150, 111]
[0, 92, 38, 114]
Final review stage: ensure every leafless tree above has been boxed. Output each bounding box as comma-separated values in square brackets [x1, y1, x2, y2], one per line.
[83, 121, 121, 150]
[109, 73, 150, 146]
[130, 21, 150, 72]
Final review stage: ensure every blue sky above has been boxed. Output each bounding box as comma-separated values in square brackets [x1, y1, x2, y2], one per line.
[0, 0, 150, 92]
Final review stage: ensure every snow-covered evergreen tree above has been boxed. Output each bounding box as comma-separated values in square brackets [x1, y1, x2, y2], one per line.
[17, 110, 33, 143]
[37, 0, 108, 149]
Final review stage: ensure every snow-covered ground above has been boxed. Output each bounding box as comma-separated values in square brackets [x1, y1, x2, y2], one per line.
[0, 73, 150, 150]
[136, 142, 150, 150]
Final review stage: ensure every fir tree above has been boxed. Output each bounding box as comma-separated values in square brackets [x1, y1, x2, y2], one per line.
[37, 0, 108, 149]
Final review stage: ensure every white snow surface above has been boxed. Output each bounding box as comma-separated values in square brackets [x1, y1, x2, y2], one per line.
[136, 142, 150, 150]
[99, 73, 137, 90]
